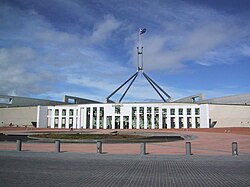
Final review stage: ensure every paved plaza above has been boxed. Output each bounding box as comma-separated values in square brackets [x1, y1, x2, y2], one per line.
[0, 151, 250, 187]
[0, 128, 250, 186]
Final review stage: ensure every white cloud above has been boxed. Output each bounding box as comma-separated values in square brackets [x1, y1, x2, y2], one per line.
[89, 15, 121, 43]
[241, 45, 250, 57]
[0, 1, 250, 101]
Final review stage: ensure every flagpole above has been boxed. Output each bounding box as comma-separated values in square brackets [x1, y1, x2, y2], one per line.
[138, 28, 143, 71]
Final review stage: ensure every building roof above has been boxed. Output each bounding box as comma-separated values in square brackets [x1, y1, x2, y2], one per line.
[0, 95, 100, 108]
[199, 93, 250, 105]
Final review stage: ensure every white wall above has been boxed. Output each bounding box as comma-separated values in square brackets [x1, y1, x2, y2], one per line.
[209, 104, 250, 128]
[37, 106, 48, 128]
[0, 106, 37, 127]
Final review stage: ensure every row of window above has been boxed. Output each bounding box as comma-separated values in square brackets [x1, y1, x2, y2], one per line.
[52, 116, 200, 129]
[54, 109, 75, 116]
[52, 107, 200, 117]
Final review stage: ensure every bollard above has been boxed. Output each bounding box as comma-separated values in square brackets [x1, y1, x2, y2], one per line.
[232, 142, 238, 156]
[185, 142, 192, 155]
[16, 140, 22, 151]
[140, 142, 146, 155]
[96, 141, 102, 154]
[55, 140, 61, 153]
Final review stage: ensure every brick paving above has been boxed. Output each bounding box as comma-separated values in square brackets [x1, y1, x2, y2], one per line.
[0, 128, 250, 155]
[0, 151, 250, 187]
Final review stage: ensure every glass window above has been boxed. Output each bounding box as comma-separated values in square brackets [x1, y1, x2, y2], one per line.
[162, 108, 167, 115]
[187, 108, 191, 115]
[178, 108, 183, 115]
[69, 117, 73, 128]
[115, 106, 121, 114]
[195, 108, 200, 115]
[170, 108, 175, 115]
[55, 109, 59, 116]
[69, 109, 74, 116]
[62, 109, 66, 116]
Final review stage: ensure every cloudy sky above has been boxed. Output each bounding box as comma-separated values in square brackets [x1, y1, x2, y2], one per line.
[1, 0, 250, 102]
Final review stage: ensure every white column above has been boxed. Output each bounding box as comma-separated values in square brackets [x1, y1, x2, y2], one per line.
[58, 109, 62, 128]
[200, 104, 209, 128]
[159, 107, 163, 129]
[90, 107, 93, 129]
[183, 116, 188, 128]
[129, 112, 132, 129]
[144, 107, 147, 129]
[112, 116, 115, 129]
[51, 108, 55, 128]
[120, 116, 123, 129]
[66, 109, 69, 129]
[83, 108, 86, 129]
[167, 108, 171, 129]
[191, 107, 196, 128]
[104, 115, 107, 129]
[136, 106, 140, 129]
[97, 107, 100, 129]
[73, 108, 77, 129]
[152, 107, 155, 129]
[175, 115, 179, 129]
[77, 107, 81, 129]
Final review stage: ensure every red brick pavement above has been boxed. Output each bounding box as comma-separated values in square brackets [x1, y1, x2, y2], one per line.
[0, 127, 250, 155]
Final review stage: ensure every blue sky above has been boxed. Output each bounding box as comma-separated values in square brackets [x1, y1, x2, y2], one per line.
[0, 0, 250, 102]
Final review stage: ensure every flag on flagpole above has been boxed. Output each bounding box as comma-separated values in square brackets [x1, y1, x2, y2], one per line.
[139, 28, 146, 35]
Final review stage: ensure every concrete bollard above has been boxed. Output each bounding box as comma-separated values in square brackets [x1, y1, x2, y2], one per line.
[55, 140, 61, 153]
[96, 141, 102, 154]
[232, 142, 238, 156]
[16, 140, 22, 151]
[140, 142, 146, 155]
[185, 142, 192, 155]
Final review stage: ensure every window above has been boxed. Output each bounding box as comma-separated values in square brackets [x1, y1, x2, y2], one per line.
[54, 117, 59, 128]
[195, 108, 200, 115]
[69, 117, 73, 128]
[178, 108, 183, 115]
[69, 109, 74, 116]
[162, 108, 167, 115]
[106, 116, 112, 129]
[115, 106, 121, 114]
[62, 109, 66, 116]
[170, 108, 175, 115]
[187, 108, 191, 115]
[55, 109, 59, 116]
[62, 118, 66, 128]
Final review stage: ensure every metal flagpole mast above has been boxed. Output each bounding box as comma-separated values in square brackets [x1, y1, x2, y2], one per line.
[138, 28, 145, 71]
[105, 27, 172, 103]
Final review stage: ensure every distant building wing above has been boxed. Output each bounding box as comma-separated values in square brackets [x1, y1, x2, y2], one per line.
[198, 93, 250, 105]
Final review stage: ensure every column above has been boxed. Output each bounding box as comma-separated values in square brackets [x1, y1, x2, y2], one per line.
[112, 116, 115, 129]
[96, 107, 100, 129]
[136, 106, 140, 129]
[159, 107, 163, 129]
[152, 107, 155, 129]
[66, 109, 69, 129]
[167, 108, 171, 129]
[103, 115, 107, 129]
[144, 107, 147, 129]
[129, 113, 132, 129]
[58, 109, 62, 128]
[191, 108, 196, 128]
[90, 107, 93, 129]
[77, 107, 81, 129]
[51, 108, 55, 128]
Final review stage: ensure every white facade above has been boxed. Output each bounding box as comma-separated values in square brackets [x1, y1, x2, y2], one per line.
[47, 103, 209, 129]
